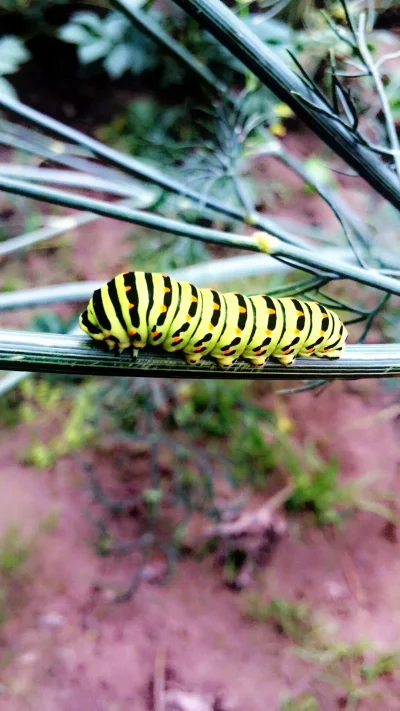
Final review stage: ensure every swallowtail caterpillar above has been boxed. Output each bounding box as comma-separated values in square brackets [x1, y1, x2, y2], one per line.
[79, 271, 348, 367]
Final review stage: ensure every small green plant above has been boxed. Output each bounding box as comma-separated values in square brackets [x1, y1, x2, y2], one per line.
[19, 378, 98, 468]
[0, 525, 32, 579]
[280, 694, 319, 711]
[59, 9, 156, 79]
[0, 388, 22, 428]
[0, 587, 7, 629]
[0, 35, 30, 97]
[282, 439, 396, 526]
[284, 444, 343, 524]
[293, 641, 400, 709]
[362, 651, 400, 682]
[243, 593, 317, 644]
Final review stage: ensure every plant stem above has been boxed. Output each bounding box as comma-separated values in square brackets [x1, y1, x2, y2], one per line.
[0, 175, 399, 295]
[0, 250, 354, 310]
[357, 12, 400, 180]
[273, 145, 373, 250]
[171, 0, 400, 210]
[0, 94, 305, 247]
[0, 331, 398, 380]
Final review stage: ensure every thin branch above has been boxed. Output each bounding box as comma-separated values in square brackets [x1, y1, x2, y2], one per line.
[0, 164, 159, 201]
[0, 252, 354, 311]
[1, 175, 399, 294]
[357, 11, 400, 179]
[376, 50, 400, 70]
[274, 145, 372, 251]
[0, 93, 309, 248]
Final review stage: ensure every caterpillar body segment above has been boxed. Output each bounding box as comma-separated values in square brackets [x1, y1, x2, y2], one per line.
[79, 271, 348, 367]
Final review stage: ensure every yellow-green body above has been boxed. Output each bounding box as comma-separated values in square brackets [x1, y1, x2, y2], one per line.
[79, 271, 348, 367]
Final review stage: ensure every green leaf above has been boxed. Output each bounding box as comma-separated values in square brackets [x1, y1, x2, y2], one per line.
[78, 38, 112, 65]
[102, 14, 129, 42]
[0, 77, 17, 98]
[126, 43, 155, 75]
[69, 11, 104, 34]
[58, 24, 94, 45]
[0, 36, 30, 76]
[104, 43, 133, 78]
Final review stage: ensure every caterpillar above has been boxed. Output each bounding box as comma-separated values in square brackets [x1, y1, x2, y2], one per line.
[79, 271, 348, 367]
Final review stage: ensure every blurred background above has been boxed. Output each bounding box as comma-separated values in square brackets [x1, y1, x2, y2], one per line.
[0, 1, 399, 709]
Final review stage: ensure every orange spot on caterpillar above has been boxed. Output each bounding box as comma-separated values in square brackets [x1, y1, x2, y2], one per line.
[185, 316, 191, 322]
[103, 333, 110, 339]
[161, 273, 167, 277]
[282, 348, 291, 354]
[152, 331, 160, 337]
[129, 329, 136, 336]
[294, 329, 301, 334]
[320, 330, 325, 336]
[128, 303, 134, 309]
[209, 324, 214, 330]
[238, 307, 246, 313]
[125, 286, 131, 292]
[323, 347, 331, 353]
[265, 329, 272, 335]
[163, 287, 171, 293]
[236, 328, 242, 335]
[307, 346, 314, 352]
[224, 348, 233, 355]
[194, 346, 203, 352]
[172, 336, 182, 343]
[122, 271, 129, 275]
[212, 303, 219, 310]
[321, 313, 329, 319]
[254, 348, 263, 355]
[160, 305, 167, 313]
[267, 308, 276, 315]
[191, 296, 198, 303]
[296, 310, 304, 317]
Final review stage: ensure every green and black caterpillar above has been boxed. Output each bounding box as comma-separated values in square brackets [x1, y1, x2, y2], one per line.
[79, 271, 348, 367]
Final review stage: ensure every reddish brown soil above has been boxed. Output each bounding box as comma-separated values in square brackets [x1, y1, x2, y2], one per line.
[0, 381, 399, 711]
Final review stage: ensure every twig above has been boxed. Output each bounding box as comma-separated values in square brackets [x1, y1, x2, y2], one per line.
[357, 12, 400, 179]
[1, 175, 399, 294]
[153, 649, 167, 711]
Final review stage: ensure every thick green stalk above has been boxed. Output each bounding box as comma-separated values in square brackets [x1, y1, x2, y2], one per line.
[172, 0, 400, 210]
[0, 175, 399, 295]
[0, 330, 398, 380]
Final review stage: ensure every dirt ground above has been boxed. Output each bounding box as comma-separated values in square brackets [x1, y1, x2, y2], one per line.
[0, 378, 399, 711]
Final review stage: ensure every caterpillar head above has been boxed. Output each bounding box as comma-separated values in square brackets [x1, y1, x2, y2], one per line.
[79, 299, 105, 342]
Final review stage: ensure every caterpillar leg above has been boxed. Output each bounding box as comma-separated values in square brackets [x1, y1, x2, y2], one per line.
[315, 347, 343, 360]
[246, 356, 269, 368]
[184, 353, 204, 365]
[212, 355, 238, 368]
[105, 338, 119, 350]
[274, 354, 296, 366]
[118, 342, 131, 354]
